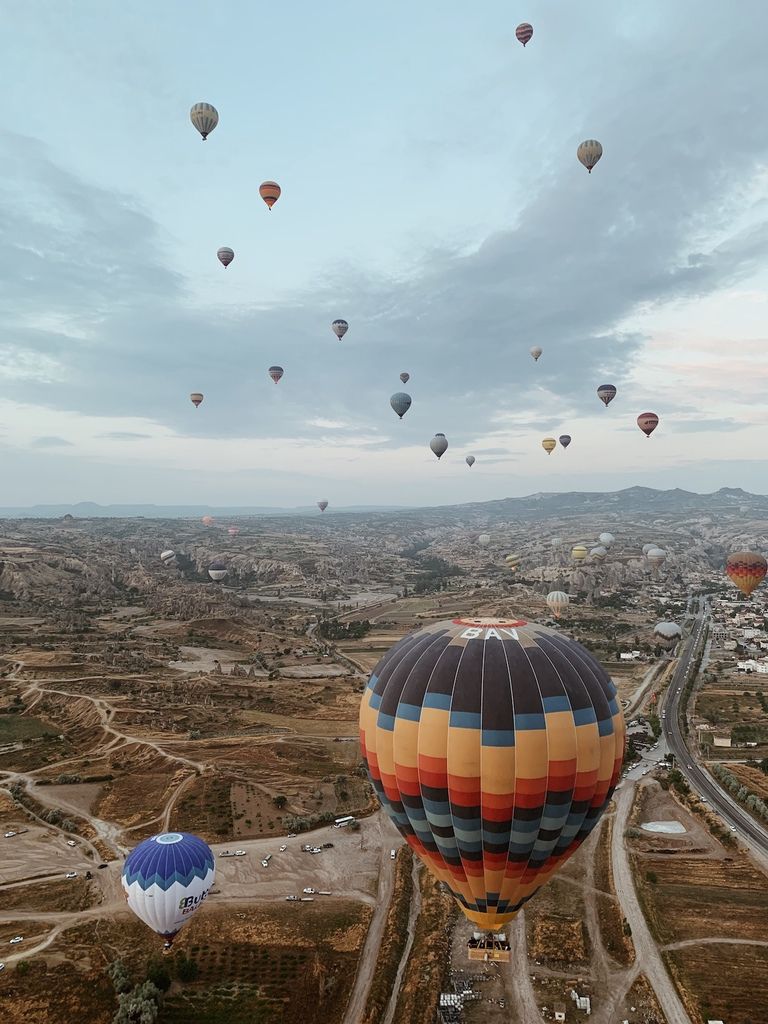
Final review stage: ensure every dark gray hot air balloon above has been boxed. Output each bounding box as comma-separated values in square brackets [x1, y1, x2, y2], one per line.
[466, 455, 476, 467]
[390, 392, 412, 419]
[597, 384, 616, 407]
[399, 372, 410, 384]
[268, 366, 284, 384]
[317, 500, 329, 512]
[217, 247, 234, 268]
[190, 103, 219, 140]
[430, 433, 448, 460]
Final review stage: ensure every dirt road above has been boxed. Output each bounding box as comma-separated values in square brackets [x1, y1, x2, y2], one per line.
[612, 786, 693, 1024]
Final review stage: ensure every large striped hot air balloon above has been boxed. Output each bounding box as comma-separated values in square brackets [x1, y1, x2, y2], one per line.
[359, 617, 624, 938]
[590, 545, 607, 563]
[190, 103, 218, 140]
[726, 551, 767, 598]
[259, 181, 281, 209]
[268, 365, 284, 384]
[190, 392, 204, 408]
[637, 412, 659, 437]
[546, 591, 569, 618]
[577, 140, 603, 173]
[597, 384, 616, 408]
[542, 437, 556, 455]
[515, 22, 533, 46]
[505, 553, 521, 571]
[331, 319, 349, 340]
[160, 550, 176, 567]
[571, 544, 588, 563]
[122, 832, 215, 947]
[208, 560, 228, 582]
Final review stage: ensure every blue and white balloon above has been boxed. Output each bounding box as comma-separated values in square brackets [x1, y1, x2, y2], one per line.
[122, 832, 215, 944]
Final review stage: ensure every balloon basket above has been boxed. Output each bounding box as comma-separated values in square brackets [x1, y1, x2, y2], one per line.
[467, 931, 511, 963]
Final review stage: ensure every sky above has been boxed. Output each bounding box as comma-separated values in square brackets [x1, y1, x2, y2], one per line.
[1, 0, 768, 508]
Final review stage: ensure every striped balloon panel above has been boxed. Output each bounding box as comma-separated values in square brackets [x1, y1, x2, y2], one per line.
[359, 620, 624, 930]
[190, 103, 218, 138]
[516, 23, 533, 45]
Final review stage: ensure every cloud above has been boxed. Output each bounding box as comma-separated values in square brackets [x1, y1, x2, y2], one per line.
[672, 418, 747, 433]
[30, 435, 74, 448]
[98, 431, 153, 440]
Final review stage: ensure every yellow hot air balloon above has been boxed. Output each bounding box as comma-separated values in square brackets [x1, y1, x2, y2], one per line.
[542, 438, 556, 455]
[571, 544, 588, 563]
[360, 617, 624, 946]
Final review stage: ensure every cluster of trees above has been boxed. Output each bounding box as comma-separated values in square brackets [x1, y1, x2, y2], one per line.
[711, 764, 768, 824]
[412, 556, 463, 595]
[317, 618, 372, 640]
[107, 955, 199, 1022]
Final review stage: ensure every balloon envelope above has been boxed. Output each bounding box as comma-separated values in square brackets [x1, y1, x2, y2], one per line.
[160, 550, 176, 566]
[654, 621, 682, 642]
[478, 534, 491, 547]
[227, 527, 240, 537]
[190, 392, 204, 408]
[637, 412, 659, 437]
[400, 372, 410, 384]
[515, 22, 533, 46]
[217, 247, 234, 268]
[190, 103, 218, 140]
[597, 384, 616, 407]
[530, 346, 543, 362]
[466, 455, 476, 467]
[598, 533, 614, 548]
[359, 616, 624, 930]
[726, 551, 767, 598]
[390, 392, 412, 419]
[122, 832, 215, 941]
[646, 547, 667, 567]
[259, 181, 281, 209]
[546, 591, 569, 618]
[268, 365, 284, 384]
[430, 433, 448, 459]
[202, 516, 214, 526]
[577, 139, 603, 173]
[542, 437, 556, 454]
[317, 500, 329, 512]
[571, 544, 588, 562]
[208, 561, 228, 582]
[559, 435, 572, 449]
[331, 319, 349, 340]
[590, 545, 607, 562]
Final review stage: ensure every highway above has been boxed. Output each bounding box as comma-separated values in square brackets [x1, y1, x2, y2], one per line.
[661, 598, 768, 868]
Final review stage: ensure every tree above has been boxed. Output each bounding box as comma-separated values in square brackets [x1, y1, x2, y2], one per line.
[113, 981, 162, 1024]
[273, 794, 287, 809]
[146, 960, 171, 993]
[175, 956, 199, 983]
[107, 959, 132, 995]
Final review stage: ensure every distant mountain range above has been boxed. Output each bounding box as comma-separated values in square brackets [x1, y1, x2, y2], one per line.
[0, 488, 765, 521]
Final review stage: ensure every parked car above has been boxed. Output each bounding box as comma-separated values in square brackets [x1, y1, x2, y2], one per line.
[287, 833, 297, 838]
[65, 872, 78, 879]
[4, 831, 16, 839]
[303, 887, 316, 895]
[279, 844, 287, 852]
[97, 863, 108, 869]
[322, 843, 334, 849]
[219, 851, 234, 858]
[390, 849, 396, 860]
[285, 895, 299, 901]
[0, 963, 5, 972]
[234, 850, 246, 857]
[66, 840, 77, 847]
[9, 937, 23, 945]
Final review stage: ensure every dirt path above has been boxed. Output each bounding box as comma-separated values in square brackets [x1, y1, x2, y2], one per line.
[503, 914, 540, 1020]
[342, 840, 397, 1024]
[612, 786, 693, 1024]
[663, 937, 768, 950]
[381, 857, 422, 1024]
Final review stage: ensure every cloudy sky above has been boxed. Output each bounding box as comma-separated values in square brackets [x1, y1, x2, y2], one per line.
[1, 0, 768, 508]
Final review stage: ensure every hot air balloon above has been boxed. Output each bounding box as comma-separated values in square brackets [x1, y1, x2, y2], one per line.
[597, 384, 616, 407]
[598, 532, 615, 548]
[515, 22, 533, 46]
[637, 412, 659, 438]
[227, 526, 240, 537]
[590, 545, 607, 563]
[726, 551, 767, 598]
[646, 547, 667, 568]
[259, 181, 281, 209]
[390, 393, 412, 419]
[122, 832, 215, 947]
[577, 139, 603, 173]
[202, 516, 214, 527]
[160, 550, 176, 567]
[641, 543, 656, 557]
[317, 500, 329, 512]
[359, 617, 624, 942]
[400, 372, 410, 384]
[542, 438, 556, 455]
[190, 393, 204, 408]
[217, 247, 234, 268]
[190, 103, 218, 140]
[268, 365, 284, 384]
[478, 534, 491, 548]
[546, 591, 569, 618]
[530, 346, 542, 362]
[430, 433, 448, 460]
[559, 435, 572, 449]
[654, 621, 682, 646]
[571, 544, 588, 562]
[505, 553, 521, 570]
[208, 560, 228, 582]
[551, 537, 563, 549]
[331, 319, 349, 340]
[466, 455, 476, 468]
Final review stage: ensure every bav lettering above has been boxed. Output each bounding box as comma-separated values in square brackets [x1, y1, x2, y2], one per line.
[459, 627, 519, 641]
[178, 888, 211, 914]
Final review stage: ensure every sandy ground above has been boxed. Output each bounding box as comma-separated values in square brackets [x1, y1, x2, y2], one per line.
[168, 645, 251, 672]
[0, 826, 93, 884]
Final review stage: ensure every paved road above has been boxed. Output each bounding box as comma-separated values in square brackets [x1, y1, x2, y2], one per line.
[611, 787, 693, 1024]
[662, 600, 768, 869]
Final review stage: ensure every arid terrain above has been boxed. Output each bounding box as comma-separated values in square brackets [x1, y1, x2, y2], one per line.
[0, 499, 767, 1023]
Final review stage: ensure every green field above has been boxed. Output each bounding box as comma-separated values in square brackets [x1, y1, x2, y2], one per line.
[0, 714, 53, 743]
